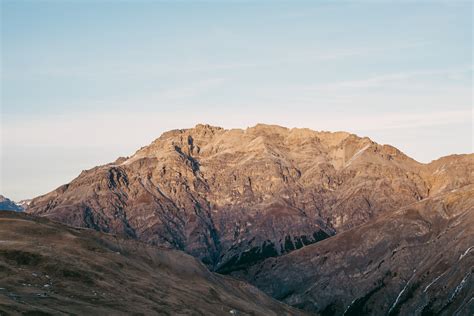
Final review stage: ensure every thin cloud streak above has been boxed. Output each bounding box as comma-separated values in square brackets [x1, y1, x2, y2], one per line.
[302, 66, 473, 91]
[3, 41, 433, 81]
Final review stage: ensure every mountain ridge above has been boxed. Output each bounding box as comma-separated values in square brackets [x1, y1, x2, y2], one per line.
[21, 123, 474, 314]
[27, 124, 473, 273]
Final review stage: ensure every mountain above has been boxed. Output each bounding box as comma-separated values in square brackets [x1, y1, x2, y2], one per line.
[0, 211, 304, 315]
[0, 195, 24, 212]
[27, 124, 472, 272]
[237, 184, 474, 315]
[25, 124, 473, 313]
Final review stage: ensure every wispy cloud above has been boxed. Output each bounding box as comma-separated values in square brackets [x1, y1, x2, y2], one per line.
[3, 40, 434, 81]
[303, 66, 472, 91]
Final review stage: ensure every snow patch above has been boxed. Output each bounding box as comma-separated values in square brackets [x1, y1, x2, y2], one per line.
[388, 269, 416, 315]
[343, 298, 358, 315]
[449, 272, 470, 301]
[424, 272, 446, 293]
[459, 246, 473, 261]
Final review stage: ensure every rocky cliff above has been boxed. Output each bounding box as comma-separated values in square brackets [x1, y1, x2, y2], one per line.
[27, 124, 473, 277]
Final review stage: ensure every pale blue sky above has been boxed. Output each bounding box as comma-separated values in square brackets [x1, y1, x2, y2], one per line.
[1, 0, 472, 200]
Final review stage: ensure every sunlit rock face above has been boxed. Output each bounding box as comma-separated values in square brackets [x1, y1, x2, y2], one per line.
[27, 124, 473, 281]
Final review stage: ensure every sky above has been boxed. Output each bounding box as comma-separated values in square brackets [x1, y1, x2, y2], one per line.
[1, 0, 472, 201]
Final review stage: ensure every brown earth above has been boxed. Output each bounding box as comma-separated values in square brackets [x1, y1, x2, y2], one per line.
[0, 211, 306, 316]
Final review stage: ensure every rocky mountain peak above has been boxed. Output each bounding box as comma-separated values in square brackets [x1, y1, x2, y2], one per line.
[27, 125, 473, 275]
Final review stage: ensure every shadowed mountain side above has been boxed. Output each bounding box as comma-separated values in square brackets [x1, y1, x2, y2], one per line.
[0, 212, 307, 315]
[236, 185, 474, 315]
[0, 195, 23, 212]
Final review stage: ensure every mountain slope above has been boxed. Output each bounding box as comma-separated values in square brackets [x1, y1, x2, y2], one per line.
[237, 185, 474, 315]
[27, 124, 473, 274]
[0, 211, 305, 315]
[0, 195, 23, 212]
